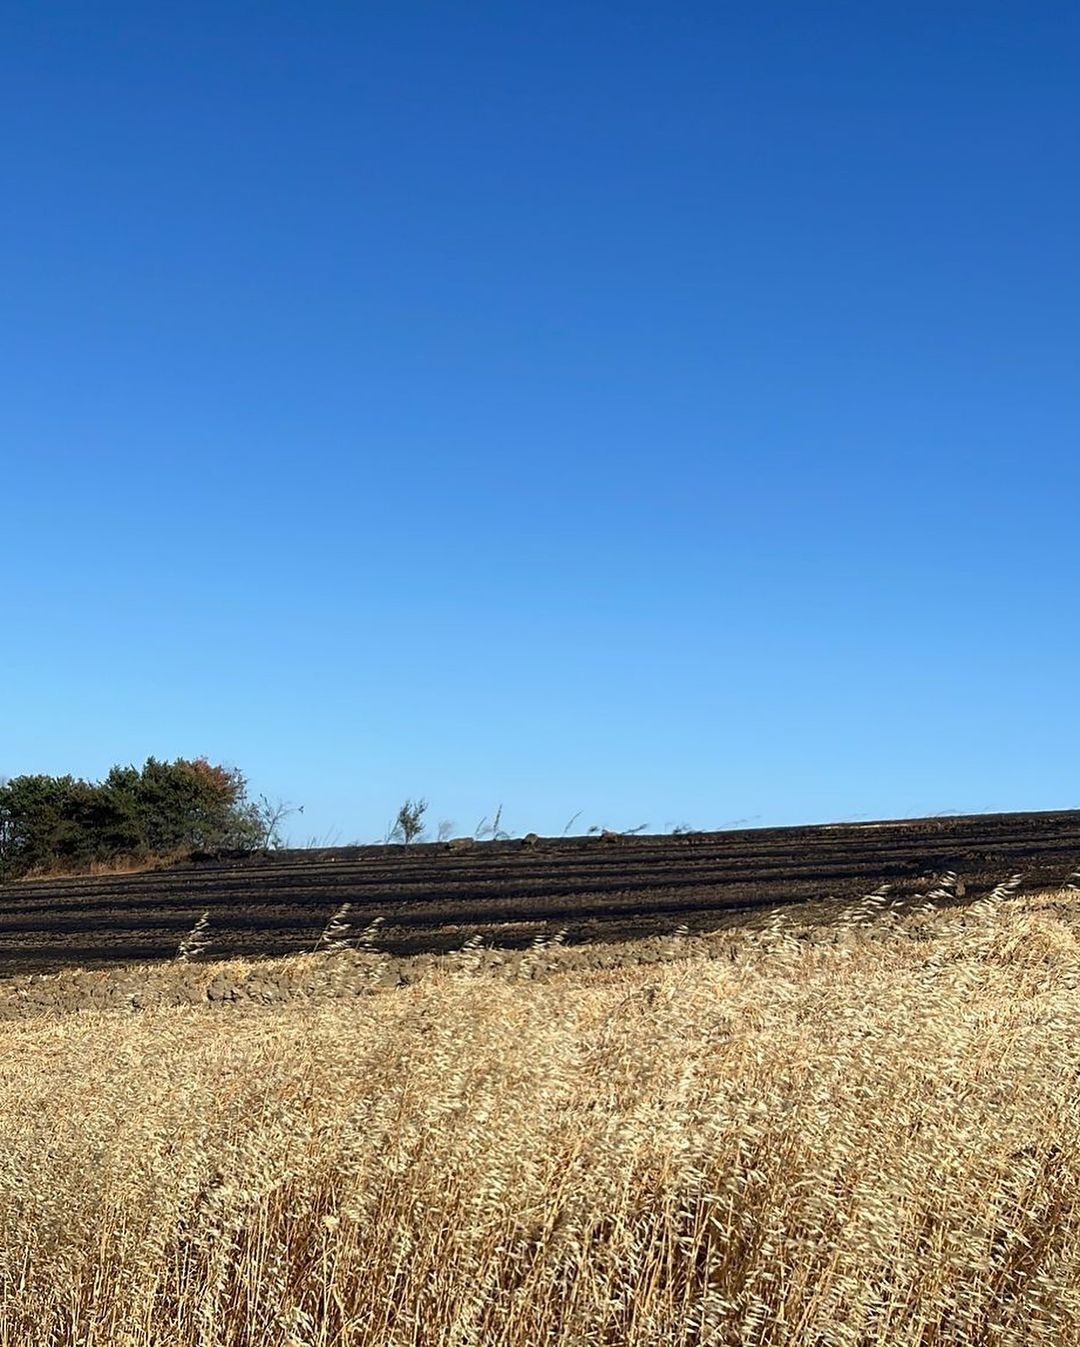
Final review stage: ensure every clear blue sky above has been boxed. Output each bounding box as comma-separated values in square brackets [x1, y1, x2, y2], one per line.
[3, 3, 1078, 842]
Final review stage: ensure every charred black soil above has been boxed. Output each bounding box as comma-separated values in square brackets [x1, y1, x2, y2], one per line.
[1, 810, 1078, 972]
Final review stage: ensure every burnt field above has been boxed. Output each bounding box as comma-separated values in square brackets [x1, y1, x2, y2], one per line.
[0, 809, 1078, 973]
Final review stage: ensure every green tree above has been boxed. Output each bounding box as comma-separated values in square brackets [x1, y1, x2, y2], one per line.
[0, 757, 264, 880]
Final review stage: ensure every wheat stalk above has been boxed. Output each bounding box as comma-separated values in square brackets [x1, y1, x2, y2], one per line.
[175, 911, 211, 962]
[315, 902, 353, 953]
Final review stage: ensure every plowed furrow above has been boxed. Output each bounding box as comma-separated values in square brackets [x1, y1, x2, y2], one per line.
[0, 810, 1077, 971]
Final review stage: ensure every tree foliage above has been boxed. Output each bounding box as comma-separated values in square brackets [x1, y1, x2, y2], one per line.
[0, 758, 263, 880]
[390, 798, 428, 846]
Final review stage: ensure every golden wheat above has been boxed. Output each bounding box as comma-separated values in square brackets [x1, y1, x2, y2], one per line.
[1, 891, 1079, 1345]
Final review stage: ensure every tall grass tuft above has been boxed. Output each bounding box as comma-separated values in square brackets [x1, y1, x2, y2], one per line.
[315, 902, 352, 953]
[175, 910, 211, 962]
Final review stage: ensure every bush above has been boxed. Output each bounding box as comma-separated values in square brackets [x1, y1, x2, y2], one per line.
[389, 798, 428, 846]
[0, 758, 263, 880]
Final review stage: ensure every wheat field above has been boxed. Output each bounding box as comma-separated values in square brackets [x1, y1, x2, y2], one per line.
[2, 889, 1080, 1345]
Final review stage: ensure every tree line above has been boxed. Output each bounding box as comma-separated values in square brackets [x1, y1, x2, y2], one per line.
[0, 758, 273, 881]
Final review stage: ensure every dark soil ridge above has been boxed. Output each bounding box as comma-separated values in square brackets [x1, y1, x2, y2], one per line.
[0, 809, 1078, 973]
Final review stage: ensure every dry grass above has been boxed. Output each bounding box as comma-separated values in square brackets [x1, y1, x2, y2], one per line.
[17, 849, 193, 882]
[2, 891, 1080, 1344]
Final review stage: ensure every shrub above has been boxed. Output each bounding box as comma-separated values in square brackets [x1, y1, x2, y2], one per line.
[389, 798, 428, 846]
[0, 758, 263, 880]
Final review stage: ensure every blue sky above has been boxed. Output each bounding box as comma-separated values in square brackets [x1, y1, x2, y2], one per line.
[3, 3, 1078, 842]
